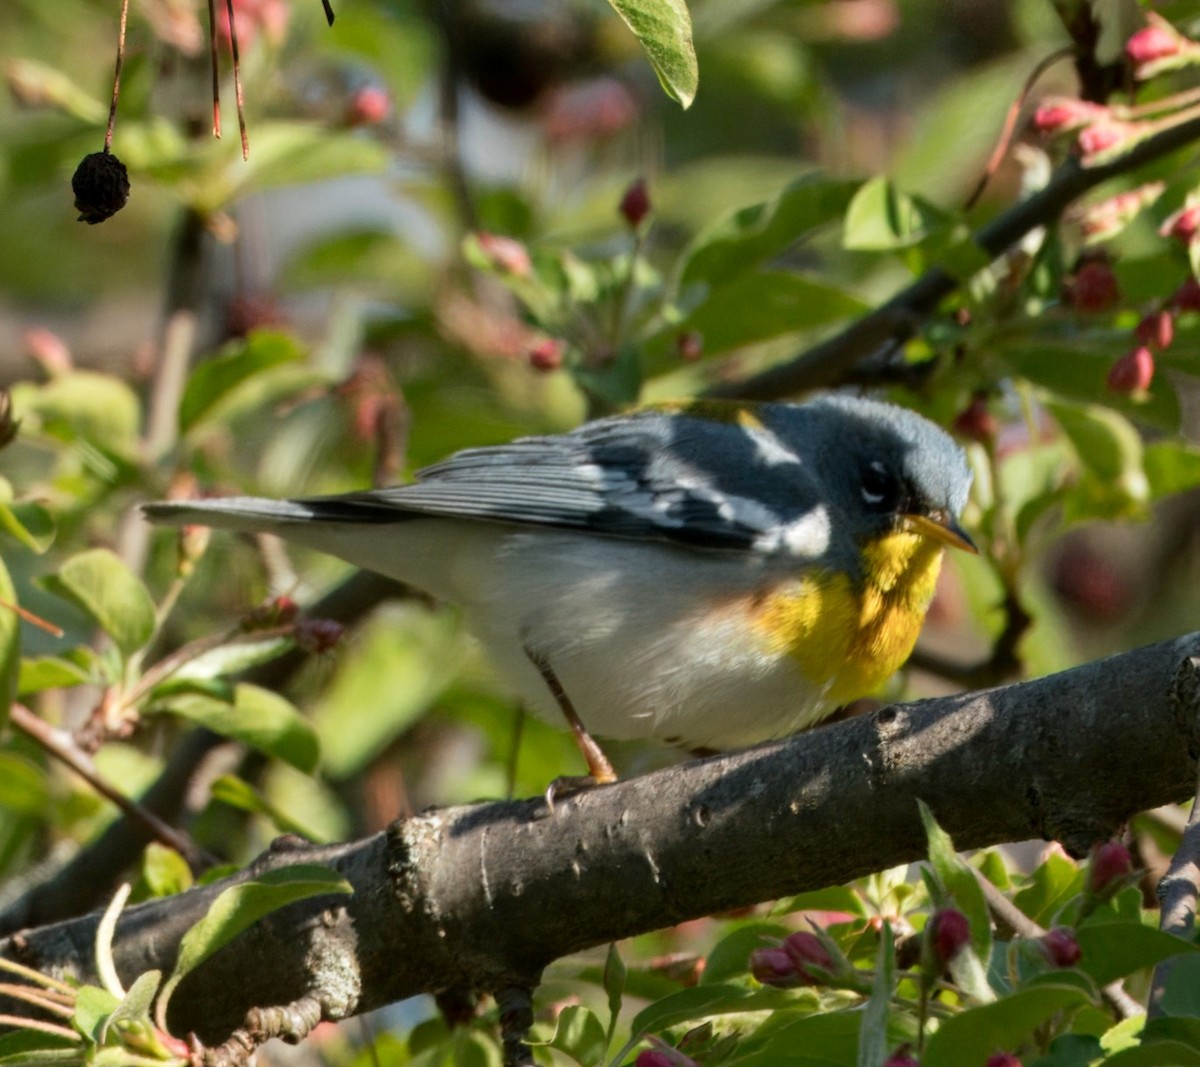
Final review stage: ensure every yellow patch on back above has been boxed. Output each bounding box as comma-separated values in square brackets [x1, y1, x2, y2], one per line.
[751, 530, 946, 707]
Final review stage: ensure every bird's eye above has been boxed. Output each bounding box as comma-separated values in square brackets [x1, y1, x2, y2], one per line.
[860, 461, 901, 511]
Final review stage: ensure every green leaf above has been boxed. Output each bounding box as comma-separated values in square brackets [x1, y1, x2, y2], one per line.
[138, 843, 193, 899]
[647, 271, 866, 360]
[1103, 1040, 1200, 1066]
[0, 555, 19, 731]
[629, 983, 798, 1039]
[99, 970, 161, 1043]
[0, 753, 48, 814]
[1014, 850, 1082, 927]
[13, 372, 141, 457]
[603, 942, 626, 1045]
[19, 648, 103, 696]
[4, 58, 106, 122]
[179, 331, 307, 433]
[0, 1029, 80, 1062]
[73, 985, 119, 1043]
[605, 0, 697, 108]
[546, 1005, 606, 1066]
[0, 501, 55, 554]
[857, 924, 894, 1067]
[156, 865, 352, 1030]
[772, 886, 867, 919]
[165, 635, 293, 684]
[39, 550, 155, 657]
[1145, 440, 1200, 499]
[1045, 399, 1149, 513]
[918, 800, 993, 966]
[680, 175, 859, 287]
[843, 177, 948, 251]
[730, 1010, 877, 1067]
[1076, 924, 1200, 991]
[922, 985, 1092, 1067]
[153, 684, 319, 773]
[209, 773, 320, 839]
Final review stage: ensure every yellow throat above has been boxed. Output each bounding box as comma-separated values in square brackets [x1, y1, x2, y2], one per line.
[753, 529, 947, 707]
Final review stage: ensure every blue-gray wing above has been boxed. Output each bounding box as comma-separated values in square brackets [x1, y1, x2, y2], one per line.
[298, 407, 825, 552]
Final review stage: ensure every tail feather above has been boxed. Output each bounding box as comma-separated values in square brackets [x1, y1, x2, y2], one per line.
[142, 497, 325, 533]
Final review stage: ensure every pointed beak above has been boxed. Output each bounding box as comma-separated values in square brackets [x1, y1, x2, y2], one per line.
[903, 510, 978, 554]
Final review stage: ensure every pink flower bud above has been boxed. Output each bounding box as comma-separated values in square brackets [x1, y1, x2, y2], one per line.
[528, 338, 565, 372]
[985, 1054, 1022, 1067]
[1039, 927, 1082, 968]
[1135, 310, 1174, 350]
[928, 908, 971, 967]
[953, 393, 998, 443]
[884, 1046, 921, 1067]
[1033, 98, 1107, 134]
[749, 947, 797, 987]
[1066, 260, 1120, 312]
[783, 931, 834, 984]
[1077, 120, 1137, 160]
[23, 326, 72, 375]
[1089, 840, 1134, 893]
[345, 85, 391, 126]
[476, 232, 532, 277]
[1126, 25, 1184, 67]
[676, 331, 703, 361]
[1106, 347, 1155, 394]
[1161, 205, 1200, 245]
[619, 178, 651, 228]
[1173, 277, 1200, 311]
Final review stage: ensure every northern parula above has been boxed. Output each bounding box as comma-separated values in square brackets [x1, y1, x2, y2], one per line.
[144, 395, 975, 782]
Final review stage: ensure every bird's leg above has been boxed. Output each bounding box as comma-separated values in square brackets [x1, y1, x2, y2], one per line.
[524, 645, 617, 799]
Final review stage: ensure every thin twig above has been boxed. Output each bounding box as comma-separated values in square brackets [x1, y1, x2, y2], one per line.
[0, 982, 75, 1019]
[0, 957, 76, 996]
[964, 47, 1074, 210]
[224, 0, 249, 159]
[0, 1014, 78, 1041]
[9, 704, 214, 870]
[104, 0, 129, 153]
[208, 0, 221, 137]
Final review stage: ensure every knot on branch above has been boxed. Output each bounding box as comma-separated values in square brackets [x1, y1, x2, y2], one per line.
[1170, 655, 1200, 759]
[200, 994, 324, 1067]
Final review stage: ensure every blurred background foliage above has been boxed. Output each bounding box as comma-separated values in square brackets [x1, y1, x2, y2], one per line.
[5, 0, 1200, 1063]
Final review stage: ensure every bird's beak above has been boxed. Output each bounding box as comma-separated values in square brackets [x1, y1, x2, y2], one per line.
[904, 510, 978, 554]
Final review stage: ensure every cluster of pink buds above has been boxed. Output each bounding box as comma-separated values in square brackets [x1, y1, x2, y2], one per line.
[1031, 98, 1143, 165]
[748, 928, 870, 993]
[1106, 271, 1200, 395]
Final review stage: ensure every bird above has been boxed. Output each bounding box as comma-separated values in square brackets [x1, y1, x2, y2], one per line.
[143, 395, 975, 786]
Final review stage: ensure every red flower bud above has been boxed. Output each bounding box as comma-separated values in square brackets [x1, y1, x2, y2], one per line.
[782, 931, 834, 984]
[884, 1046, 921, 1067]
[635, 1052, 675, 1067]
[1106, 347, 1155, 394]
[528, 338, 565, 372]
[676, 331, 703, 361]
[928, 908, 971, 967]
[619, 178, 652, 228]
[1039, 927, 1082, 968]
[1135, 310, 1174, 350]
[1066, 260, 1120, 312]
[345, 85, 391, 126]
[953, 392, 998, 443]
[476, 232, 532, 277]
[1089, 840, 1134, 894]
[749, 947, 797, 987]
[985, 1054, 1022, 1067]
[1161, 205, 1200, 245]
[295, 617, 345, 654]
[1172, 277, 1200, 311]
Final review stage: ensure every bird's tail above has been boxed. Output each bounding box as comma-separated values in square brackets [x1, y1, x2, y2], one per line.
[142, 497, 328, 533]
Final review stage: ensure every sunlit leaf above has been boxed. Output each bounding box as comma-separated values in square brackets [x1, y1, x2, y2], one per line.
[39, 550, 155, 656]
[605, 0, 697, 108]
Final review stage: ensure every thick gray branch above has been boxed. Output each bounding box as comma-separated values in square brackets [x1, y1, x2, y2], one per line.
[4, 634, 1200, 1044]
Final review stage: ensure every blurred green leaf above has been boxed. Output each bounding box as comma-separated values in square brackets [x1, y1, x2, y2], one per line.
[137, 843, 193, 900]
[843, 177, 948, 251]
[39, 549, 155, 656]
[918, 800, 993, 967]
[646, 271, 866, 360]
[606, 0, 697, 108]
[546, 1004, 606, 1066]
[166, 636, 293, 684]
[0, 556, 18, 729]
[701, 922, 789, 986]
[180, 331, 307, 434]
[154, 684, 319, 773]
[1045, 398, 1150, 521]
[0, 753, 48, 815]
[1075, 920, 1200, 987]
[19, 648, 103, 695]
[923, 985, 1092, 1067]
[857, 924, 894, 1067]
[630, 983, 797, 1038]
[73, 985, 119, 1043]
[0, 498, 55, 554]
[5, 58, 105, 122]
[12, 372, 141, 457]
[156, 865, 352, 1029]
[727, 1009, 872, 1066]
[1145, 440, 1200, 498]
[680, 175, 858, 287]
[210, 773, 320, 839]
